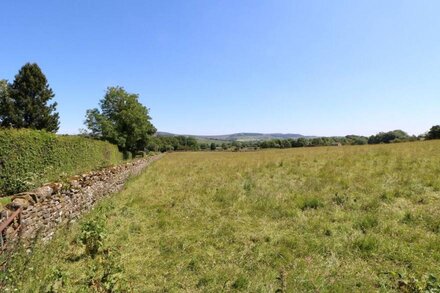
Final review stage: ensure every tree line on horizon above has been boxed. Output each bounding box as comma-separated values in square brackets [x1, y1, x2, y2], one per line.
[1, 62, 440, 154]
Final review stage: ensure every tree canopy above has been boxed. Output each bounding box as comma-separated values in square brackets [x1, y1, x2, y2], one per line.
[426, 125, 440, 140]
[0, 63, 59, 132]
[367, 130, 410, 144]
[85, 86, 156, 152]
[147, 135, 199, 152]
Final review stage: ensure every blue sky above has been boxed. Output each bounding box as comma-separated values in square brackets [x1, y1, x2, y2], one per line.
[1, 0, 439, 136]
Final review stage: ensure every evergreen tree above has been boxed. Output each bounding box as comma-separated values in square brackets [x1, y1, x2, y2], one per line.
[0, 63, 59, 132]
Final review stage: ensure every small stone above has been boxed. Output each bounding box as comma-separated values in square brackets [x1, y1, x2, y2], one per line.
[45, 183, 62, 194]
[7, 198, 30, 210]
[34, 186, 53, 201]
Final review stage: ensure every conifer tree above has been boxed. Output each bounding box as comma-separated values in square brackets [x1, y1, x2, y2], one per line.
[0, 63, 59, 132]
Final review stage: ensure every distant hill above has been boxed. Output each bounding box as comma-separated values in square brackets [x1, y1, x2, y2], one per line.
[157, 132, 313, 142]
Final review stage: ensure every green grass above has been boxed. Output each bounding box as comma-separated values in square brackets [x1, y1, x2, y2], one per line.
[0, 196, 11, 207]
[3, 141, 440, 291]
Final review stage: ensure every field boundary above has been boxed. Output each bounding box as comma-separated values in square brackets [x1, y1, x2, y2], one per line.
[0, 154, 163, 252]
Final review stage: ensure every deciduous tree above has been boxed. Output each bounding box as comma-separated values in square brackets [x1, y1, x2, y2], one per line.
[85, 86, 156, 152]
[427, 125, 440, 140]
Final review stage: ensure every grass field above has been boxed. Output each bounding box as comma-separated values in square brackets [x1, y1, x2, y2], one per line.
[3, 141, 440, 292]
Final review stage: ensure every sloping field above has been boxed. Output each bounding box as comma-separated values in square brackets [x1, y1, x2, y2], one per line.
[4, 141, 440, 291]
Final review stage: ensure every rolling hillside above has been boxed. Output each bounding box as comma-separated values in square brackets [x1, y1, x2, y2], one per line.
[157, 131, 313, 142]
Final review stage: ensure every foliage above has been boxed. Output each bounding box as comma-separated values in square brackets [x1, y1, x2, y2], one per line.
[0, 63, 59, 132]
[45, 267, 67, 293]
[0, 128, 123, 195]
[86, 250, 128, 293]
[387, 272, 440, 293]
[0, 209, 129, 292]
[85, 86, 156, 152]
[255, 131, 417, 150]
[79, 219, 106, 258]
[153, 129, 426, 152]
[368, 129, 411, 144]
[0, 80, 11, 126]
[426, 125, 440, 140]
[258, 135, 367, 149]
[148, 135, 199, 152]
[345, 134, 368, 145]
[122, 151, 132, 160]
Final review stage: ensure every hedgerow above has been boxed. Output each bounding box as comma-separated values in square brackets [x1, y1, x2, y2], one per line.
[0, 128, 123, 195]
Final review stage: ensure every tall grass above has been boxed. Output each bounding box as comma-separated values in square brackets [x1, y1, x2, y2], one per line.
[3, 141, 440, 291]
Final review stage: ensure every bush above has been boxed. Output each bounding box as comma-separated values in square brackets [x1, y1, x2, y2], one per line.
[0, 128, 123, 195]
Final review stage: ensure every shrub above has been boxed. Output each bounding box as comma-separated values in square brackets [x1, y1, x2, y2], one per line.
[0, 128, 123, 195]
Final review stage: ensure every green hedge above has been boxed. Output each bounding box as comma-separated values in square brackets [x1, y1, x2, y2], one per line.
[0, 129, 124, 195]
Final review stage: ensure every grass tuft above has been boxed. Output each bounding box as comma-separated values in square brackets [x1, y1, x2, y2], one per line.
[299, 197, 323, 210]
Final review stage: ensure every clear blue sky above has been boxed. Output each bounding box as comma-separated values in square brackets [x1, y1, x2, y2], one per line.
[1, 0, 439, 136]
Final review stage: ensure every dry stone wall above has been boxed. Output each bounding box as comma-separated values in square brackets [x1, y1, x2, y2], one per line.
[0, 154, 162, 247]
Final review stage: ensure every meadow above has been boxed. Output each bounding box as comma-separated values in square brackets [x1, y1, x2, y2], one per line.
[3, 141, 440, 292]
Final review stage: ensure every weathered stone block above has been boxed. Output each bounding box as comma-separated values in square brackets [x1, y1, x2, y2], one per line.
[7, 198, 29, 210]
